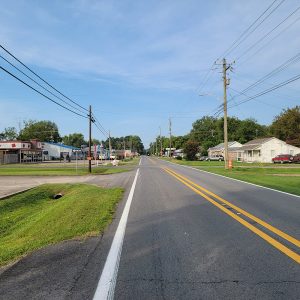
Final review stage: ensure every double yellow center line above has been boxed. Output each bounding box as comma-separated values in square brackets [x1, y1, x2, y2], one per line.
[163, 166, 300, 264]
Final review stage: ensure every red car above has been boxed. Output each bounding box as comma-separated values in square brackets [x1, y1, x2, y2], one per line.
[292, 153, 300, 163]
[272, 154, 294, 163]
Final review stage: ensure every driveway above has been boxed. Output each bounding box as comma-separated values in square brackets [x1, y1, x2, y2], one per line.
[0, 171, 135, 199]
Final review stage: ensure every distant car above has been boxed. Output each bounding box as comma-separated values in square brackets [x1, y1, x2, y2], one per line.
[207, 155, 224, 161]
[272, 154, 293, 164]
[292, 153, 300, 163]
[199, 156, 208, 161]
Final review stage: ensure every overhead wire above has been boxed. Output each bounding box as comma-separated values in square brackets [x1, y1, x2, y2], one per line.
[197, 0, 284, 96]
[213, 50, 300, 115]
[221, 0, 282, 58]
[0, 44, 88, 112]
[0, 54, 87, 115]
[215, 73, 300, 113]
[0, 65, 88, 119]
[236, 5, 300, 61]
[238, 15, 300, 66]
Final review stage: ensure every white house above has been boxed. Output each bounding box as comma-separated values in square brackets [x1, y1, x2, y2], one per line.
[240, 137, 300, 163]
[208, 141, 243, 159]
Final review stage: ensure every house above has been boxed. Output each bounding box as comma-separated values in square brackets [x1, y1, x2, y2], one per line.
[42, 142, 81, 160]
[240, 137, 300, 163]
[208, 141, 243, 160]
[0, 139, 42, 164]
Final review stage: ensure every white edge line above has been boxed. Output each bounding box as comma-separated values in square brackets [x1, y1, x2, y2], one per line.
[93, 168, 140, 300]
[162, 159, 300, 199]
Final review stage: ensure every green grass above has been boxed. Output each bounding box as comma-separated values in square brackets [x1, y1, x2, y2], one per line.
[0, 183, 124, 266]
[161, 158, 300, 196]
[0, 166, 131, 176]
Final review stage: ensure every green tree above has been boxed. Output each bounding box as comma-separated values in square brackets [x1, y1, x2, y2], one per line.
[184, 140, 199, 160]
[92, 138, 101, 145]
[0, 127, 18, 140]
[18, 120, 61, 142]
[62, 133, 86, 148]
[103, 135, 144, 154]
[270, 106, 300, 146]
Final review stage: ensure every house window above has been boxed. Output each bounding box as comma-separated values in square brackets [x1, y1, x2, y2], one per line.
[271, 150, 275, 157]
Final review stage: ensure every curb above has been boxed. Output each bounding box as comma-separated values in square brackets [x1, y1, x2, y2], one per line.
[0, 187, 35, 200]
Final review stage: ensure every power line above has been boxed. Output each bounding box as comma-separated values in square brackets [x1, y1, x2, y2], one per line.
[236, 5, 300, 61]
[197, 0, 284, 96]
[0, 65, 88, 119]
[94, 122, 109, 138]
[213, 51, 300, 115]
[221, 0, 281, 58]
[227, 73, 300, 109]
[238, 15, 300, 66]
[91, 113, 109, 135]
[0, 54, 87, 115]
[0, 44, 88, 112]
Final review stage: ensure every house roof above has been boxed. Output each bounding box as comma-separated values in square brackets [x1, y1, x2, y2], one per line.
[243, 137, 274, 145]
[43, 142, 80, 150]
[208, 141, 240, 151]
[240, 137, 274, 151]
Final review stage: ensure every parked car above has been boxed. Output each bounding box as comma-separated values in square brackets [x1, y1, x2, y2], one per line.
[272, 154, 294, 164]
[292, 153, 300, 163]
[207, 155, 224, 161]
[199, 156, 208, 161]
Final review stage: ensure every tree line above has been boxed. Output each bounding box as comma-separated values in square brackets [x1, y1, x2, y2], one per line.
[0, 120, 145, 154]
[149, 106, 300, 157]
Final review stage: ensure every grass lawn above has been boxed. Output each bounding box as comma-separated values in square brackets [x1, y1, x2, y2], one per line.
[0, 183, 124, 266]
[0, 165, 131, 176]
[161, 158, 300, 196]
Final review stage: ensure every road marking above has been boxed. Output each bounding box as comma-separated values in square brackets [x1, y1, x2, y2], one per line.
[93, 168, 140, 300]
[163, 167, 300, 264]
[162, 158, 300, 199]
[165, 167, 300, 248]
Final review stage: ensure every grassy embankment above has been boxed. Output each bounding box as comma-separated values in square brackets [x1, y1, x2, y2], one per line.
[162, 158, 300, 196]
[0, 157, 140, 176]
[0, 183, 124, 266]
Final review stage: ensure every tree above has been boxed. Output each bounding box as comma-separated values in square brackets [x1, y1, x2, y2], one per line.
[103, 135, 145, 154]
[62, 133, 86, 148]
[0, 127, 18, 140]
[184, 140, 199, 160]
[92, 138, 101, 145]
[270, 106, 300, 146]
[18, 120, 61, 142]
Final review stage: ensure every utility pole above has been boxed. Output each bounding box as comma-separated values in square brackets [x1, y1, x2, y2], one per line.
[123, 138, 126, 159]
[88, 105, 92, 173]
[155, 137, 158, 156]
[159, 126, 162, 156]
[169, 117, 172, 158]
[108, 130, 112, 160]
[222, 58, 233, 169]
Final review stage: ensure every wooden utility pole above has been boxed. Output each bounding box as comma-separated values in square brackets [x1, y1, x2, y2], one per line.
[123, 138, 126, 159]
[108, 130, 112, 159]
[88, 105, 92, 173]
[159, 126, 162, 156]
[169, 117, 172, 157]
[222, 58, 233, 169]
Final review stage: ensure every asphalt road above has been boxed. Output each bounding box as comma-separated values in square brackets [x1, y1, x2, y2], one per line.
[0, 156, 299, 299]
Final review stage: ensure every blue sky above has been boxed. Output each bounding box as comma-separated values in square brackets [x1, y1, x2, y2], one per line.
[0, 0, 299, 147]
